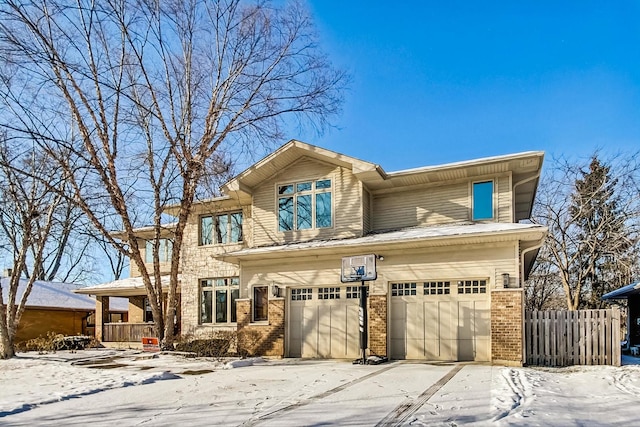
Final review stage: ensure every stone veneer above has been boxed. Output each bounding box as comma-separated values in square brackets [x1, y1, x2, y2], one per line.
[491, 289, 524, 366]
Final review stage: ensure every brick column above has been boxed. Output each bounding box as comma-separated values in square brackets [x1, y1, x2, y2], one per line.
[491, 289, 524, 366]
[95, 296, 110, 341]
[368, 294, 388, 357]
[235, 297, 284, 357]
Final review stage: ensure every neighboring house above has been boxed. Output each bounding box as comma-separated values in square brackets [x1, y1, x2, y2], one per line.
[0, 278, 128, 343]
[603, 282, 640, 349]
[81, 140, 547, 365]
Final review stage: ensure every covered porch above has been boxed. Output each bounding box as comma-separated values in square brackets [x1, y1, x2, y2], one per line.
[74, 275, 180, 346]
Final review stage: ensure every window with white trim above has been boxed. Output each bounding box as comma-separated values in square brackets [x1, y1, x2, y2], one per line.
[278, 179, 332, 231]
[424, 281, 451, 295]
[253, 286, 268, 322]
[291, 288, 313, 301]
[391, 282, 417, 296]
[200, 212, 243, 245]
[318, 287, 340, 300]
[472, 181, 494, 220]
[200, 277, 239, 324]
[457, 280, 487, 294]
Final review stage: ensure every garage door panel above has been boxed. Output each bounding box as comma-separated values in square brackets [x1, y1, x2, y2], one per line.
[289, 288, 359, 359]
[390, 280, 490, 362]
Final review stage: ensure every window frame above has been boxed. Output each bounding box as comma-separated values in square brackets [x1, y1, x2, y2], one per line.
[252, 285, 269, 322]
[199, 277, 240, 325]
[145, 238, 173, 263]
[199, 211, 243, 246]
[277, 178, 333, 232]
[472, 180, 495, 221]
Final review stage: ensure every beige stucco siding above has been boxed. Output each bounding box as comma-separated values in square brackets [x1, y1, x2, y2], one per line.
[372, 182, 469, 231]
[251, 157, 364, 247]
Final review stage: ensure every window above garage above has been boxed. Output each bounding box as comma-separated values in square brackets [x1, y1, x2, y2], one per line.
[472, 181, 494, 221]
[277, 179, 332, 232]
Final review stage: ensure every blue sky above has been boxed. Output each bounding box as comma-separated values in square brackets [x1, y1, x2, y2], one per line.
[291, 1, 640, 172]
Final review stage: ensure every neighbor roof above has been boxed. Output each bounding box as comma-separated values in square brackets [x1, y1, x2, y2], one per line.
[602, 282, 640, 300]
[1, 278, 128, 311]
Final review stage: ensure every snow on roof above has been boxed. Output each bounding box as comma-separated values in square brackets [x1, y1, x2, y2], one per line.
[0, 278, 128, 311]
[602, 282, 640, 300]
[225, 222, 547, 258]
[75, 275, 179, 296]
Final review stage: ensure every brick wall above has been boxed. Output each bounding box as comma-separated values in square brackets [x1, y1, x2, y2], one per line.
[368, 295, 388, 357]
[491, 289, 524, 366]
[236, 298, 285, 357]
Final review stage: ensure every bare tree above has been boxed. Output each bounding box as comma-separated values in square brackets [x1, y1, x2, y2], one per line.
[524, 245, 565, 311]
[532, 153, 640, 310]
[0, 0, 346, 347]
[0, 141, 67, 358]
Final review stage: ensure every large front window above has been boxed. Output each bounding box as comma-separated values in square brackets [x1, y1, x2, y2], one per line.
[200, 212, 243, 245]
[145, 238, 173, 263]
[278, 179, 332, 231]
[200, 277, 239, 324]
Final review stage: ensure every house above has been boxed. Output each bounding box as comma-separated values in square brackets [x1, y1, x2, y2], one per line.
[80, 140, 547, 365]
[603, 282, 640, 350]
[0, 277, 128, 343]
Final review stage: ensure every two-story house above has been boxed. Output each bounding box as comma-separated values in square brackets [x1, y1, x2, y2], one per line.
[80, 140, 547, 365]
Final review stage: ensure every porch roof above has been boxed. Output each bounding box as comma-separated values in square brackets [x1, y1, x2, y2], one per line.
[74, 275, 180, 297]
[602, 282, 640, 300]
[220, 222, 547, 262]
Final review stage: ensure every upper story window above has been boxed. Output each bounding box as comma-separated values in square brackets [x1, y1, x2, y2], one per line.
[200, 212, 243, 245]
[278, 179, 332, 232]
[145, 238, 173, 263]
[472, 181, 494, 221]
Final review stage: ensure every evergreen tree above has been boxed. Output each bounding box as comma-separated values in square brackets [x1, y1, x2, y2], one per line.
[569, 156, 634, 308]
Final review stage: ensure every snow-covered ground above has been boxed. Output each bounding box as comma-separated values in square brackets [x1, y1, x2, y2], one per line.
[1, 350, 639, 426]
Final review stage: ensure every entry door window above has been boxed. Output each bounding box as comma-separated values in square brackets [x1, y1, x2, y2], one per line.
[253, 286, 268, 322]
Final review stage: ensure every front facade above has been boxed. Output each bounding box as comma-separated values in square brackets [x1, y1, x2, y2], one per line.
[172, 140, 546, 365]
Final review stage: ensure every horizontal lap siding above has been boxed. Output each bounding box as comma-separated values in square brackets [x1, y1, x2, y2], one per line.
[497, 175, 512, 222]
[252, 158, 363, 248]
[372, 183, 468, 231]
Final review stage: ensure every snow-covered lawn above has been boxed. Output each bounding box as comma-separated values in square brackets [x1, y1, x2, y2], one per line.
[1, 350, 639, 426]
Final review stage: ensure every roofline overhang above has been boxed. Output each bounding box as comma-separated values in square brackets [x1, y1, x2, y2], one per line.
[218, 226, 547, 263]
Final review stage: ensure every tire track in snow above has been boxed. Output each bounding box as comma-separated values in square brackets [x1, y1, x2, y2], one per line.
[492, 368, 528, 421]
[375, 363, 464, 426]
[241, 363, 398, 426]
[612, 370, 640, 397]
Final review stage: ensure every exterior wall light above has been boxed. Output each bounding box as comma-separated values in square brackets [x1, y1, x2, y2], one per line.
[502, 273, 510, 288]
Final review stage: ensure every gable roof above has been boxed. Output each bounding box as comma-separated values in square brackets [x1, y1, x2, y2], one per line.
[1, 278, 128, 311]
[221, 139, 544, 221]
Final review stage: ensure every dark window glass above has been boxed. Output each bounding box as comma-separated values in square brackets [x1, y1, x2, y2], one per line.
[253, 286, 268, 321]
[279, 197, 294, 231]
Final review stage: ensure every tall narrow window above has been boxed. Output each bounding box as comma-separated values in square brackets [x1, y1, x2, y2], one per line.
[278, 178, 332, 231]
[472, 181, 494, 220]
[253, 286, 268, 322]
[200, 212, 243, 245]
[200, 277, 239, 324]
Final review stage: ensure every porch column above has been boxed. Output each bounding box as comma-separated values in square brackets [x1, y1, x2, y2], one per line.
[95, 296, 110, 341]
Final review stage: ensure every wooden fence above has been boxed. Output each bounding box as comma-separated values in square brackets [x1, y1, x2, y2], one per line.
[103, 323, 154, 342]
[525, 309, 620, 367]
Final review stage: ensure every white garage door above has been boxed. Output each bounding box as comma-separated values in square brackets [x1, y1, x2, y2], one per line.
[288, 286, 360, 358]
[390, 280, 490, 361]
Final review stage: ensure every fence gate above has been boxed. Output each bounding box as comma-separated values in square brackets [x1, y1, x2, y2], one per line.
[525, 309, 620, 367]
